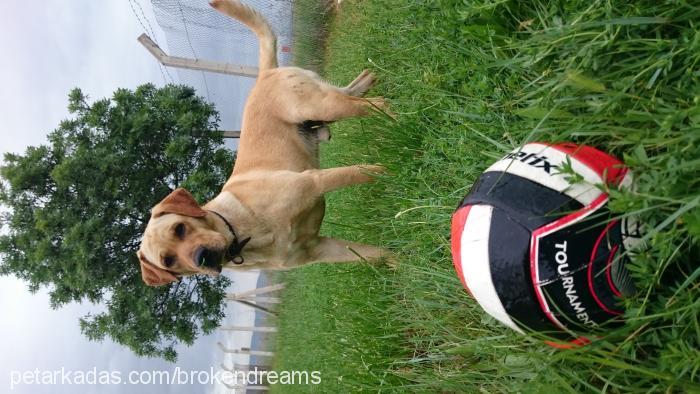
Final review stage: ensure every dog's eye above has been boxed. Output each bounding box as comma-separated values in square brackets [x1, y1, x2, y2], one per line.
[163, 256, 176, 268]
[174, 223, 186, 239]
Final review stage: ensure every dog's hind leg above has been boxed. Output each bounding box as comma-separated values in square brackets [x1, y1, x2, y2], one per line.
[303, 69, 377, 141]
[294, 89, 388, 122]
[275, 68, 392, 123]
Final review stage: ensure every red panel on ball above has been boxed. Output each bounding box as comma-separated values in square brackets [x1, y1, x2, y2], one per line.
[450, 205, 473, 296]
[548, 143, 627, 185]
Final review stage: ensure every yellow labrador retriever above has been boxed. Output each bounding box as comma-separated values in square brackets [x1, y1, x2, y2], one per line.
[137, 0, 391, 286]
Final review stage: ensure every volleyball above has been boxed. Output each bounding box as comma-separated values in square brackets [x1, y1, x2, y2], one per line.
[451, 142, 641, 345]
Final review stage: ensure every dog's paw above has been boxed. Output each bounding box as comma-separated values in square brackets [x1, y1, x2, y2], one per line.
[358, 164, 388, 176]
[366, 97, 397, 120]
[346, 69, 376, 97]
[381, 251, 400, 270]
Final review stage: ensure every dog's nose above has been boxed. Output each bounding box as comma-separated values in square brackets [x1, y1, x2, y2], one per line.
[193, 247, 206, 267]
[194, 247, 220, 268]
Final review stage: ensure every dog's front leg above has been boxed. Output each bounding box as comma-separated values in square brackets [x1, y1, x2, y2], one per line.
[306, 237, 389, 264]
[305, 165, 386, 194]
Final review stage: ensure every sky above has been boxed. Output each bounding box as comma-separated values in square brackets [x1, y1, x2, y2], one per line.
[0, 1, 262, 392]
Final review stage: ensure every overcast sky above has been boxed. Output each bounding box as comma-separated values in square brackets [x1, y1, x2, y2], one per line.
[0, 1, 258, 393]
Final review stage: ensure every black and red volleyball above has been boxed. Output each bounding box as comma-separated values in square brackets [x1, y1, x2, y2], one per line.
[450, 142, 640, 345]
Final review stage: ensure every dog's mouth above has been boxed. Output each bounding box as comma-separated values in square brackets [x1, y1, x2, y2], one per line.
[193, 247, 224, 273]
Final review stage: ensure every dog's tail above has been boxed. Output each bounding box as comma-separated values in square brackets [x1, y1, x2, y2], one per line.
[209, 0, 277, 71]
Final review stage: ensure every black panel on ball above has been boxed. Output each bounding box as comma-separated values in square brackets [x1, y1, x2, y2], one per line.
[488, 206, 566, 337]
[461, 171, 583, 231]
[536, 207, 626, 331]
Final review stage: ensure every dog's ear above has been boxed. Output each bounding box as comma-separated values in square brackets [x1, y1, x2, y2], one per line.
[151, 188, 206, 218]
[138, 251, 178, 287]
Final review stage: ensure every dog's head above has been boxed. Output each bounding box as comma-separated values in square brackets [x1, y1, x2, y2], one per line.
[137, 188, 229, 286]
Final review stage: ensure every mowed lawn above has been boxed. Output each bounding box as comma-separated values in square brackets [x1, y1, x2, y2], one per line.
[273, 0, 700, 392]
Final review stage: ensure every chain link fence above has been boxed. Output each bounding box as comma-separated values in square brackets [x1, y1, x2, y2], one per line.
[149, 0, 295, 131]
[129, 0, 334, 131]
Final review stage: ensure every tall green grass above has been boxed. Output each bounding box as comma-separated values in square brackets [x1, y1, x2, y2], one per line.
[274, 0, 700, 392]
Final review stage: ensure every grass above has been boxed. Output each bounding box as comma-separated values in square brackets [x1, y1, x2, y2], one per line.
[273, 0, 700, 392]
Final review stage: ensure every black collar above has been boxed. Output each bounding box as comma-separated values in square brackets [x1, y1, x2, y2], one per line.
[207, 210, 251, 265]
